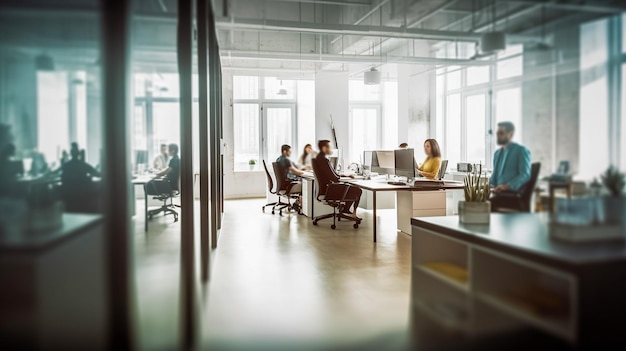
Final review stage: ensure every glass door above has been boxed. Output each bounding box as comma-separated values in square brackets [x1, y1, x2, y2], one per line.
[350, 105, 380, 164]
[262, 104, 296, 163]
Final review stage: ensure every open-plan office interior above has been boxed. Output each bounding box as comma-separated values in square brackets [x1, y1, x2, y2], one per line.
[1, 0, 626, 350]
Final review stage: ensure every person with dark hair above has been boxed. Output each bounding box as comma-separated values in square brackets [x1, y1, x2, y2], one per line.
[298, 144, 317, 171]
[399, 143, 409, 149]
[62, 143, 100, 184]
[490, 121, 531, 193]
[155, 143, 180, 190]
[314, 140, 362, 219]
[153, 143, 169, 170]
[61, 142, 101, 212]
[277, 144, 304, 180]
[416, 139, 442, 179]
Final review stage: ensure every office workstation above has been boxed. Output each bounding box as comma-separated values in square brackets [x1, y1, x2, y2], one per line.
[2, 1, 626, 350]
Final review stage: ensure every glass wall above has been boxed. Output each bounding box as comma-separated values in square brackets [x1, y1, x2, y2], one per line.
[0, 1, 104, 218]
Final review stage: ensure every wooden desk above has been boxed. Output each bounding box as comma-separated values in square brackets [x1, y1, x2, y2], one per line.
[345, 179, 464, 243]
[132, 175, 154, 232]
[411, 213, 626, 349]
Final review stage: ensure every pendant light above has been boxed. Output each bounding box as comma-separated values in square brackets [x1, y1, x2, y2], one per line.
[277, 79, 288, 95]
[480, 0, 506, 53]
[364, 67, 381, 85]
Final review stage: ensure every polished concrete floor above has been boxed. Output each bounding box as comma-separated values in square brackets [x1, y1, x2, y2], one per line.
[202, 199, 411, 350]
[133, 198, 411, 350]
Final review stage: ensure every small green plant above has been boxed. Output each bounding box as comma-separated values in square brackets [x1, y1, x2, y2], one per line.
[463, 173, 490, 202]
[248, 159, 256, 165]
[600, 166, 625, 197]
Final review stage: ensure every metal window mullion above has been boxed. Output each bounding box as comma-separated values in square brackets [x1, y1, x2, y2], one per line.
[177, 0, 196, 348]
[101, 0, 133, 348]
[197, 0, 210, 282]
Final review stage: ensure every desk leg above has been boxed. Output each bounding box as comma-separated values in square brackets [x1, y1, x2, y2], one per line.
[373, 190, 377, 243]
[144, 183, 148, 232]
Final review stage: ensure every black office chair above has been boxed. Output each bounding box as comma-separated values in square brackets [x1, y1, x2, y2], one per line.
[491, 162, 541, 213]
[272, 162, 302, 216]
[311, 158, 361, 230]
[437, 160, 449, 180]
[262, 160, 280, 214]
[145, 178, 179, 223]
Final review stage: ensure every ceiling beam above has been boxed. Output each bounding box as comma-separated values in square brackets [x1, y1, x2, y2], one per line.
[263, 0, 371, 6]
[220, 49, 493, 66]
[509, 1, 626, 14]
[215, 17, 483, 42]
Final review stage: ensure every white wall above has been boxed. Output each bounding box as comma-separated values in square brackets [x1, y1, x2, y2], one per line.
[314, 71, 349, 163]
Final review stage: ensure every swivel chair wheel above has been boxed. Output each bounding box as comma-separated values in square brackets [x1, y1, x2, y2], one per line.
[313, 220, 318, 225]
[337, 217, 341, 221]
[331, 224, 336, 230]
[271, 211, 275, 215]
[353, 223, 359, 229]
[262, 207, 265, 213]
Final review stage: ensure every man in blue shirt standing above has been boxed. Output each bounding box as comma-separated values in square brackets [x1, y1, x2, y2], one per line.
[490, 122, 531, 206]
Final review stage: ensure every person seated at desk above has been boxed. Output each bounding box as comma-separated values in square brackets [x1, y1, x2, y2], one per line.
[314, 140, 362, 219]
[297, 144, 317, 171]
[489, 121, 531, 205]
[61, 142, 101, 212]
[154, 143, 180, 191]
[276, 144, 304, 192]
[153, 143, 169, 171]
[416, 139, 442, 180]
[399, 143, 409, 149]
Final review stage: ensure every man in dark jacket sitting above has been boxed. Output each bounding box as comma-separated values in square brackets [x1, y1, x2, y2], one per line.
[313, 140, 362, 219]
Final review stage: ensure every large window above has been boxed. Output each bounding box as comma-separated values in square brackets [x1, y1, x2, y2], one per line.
[466, 94, 487, 163]
[435, 42, 523, 170]
[579, 18, 610, 179]
[495, 87, 522, 143]
[232, 76, 313, 171]
[37, 71, 69, 163]
[347, 79, 397, 164]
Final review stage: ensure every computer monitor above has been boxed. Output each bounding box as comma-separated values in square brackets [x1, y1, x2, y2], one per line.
[135, 150, 148, 172]
[372, 150, 395, 175]
[329, 157, 338, 171]
[363, 151, 373, 168]
[394, 148, 416, 178]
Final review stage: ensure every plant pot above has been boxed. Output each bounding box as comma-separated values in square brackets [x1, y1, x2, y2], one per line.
[29, 201, 64, 232]
[249, 164, 255, 171]
[604, 196, 625, 225]
[459, 201, 490, 224]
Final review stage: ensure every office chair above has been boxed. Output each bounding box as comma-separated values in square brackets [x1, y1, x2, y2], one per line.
[491, 162, 541, 213]
[271, 162, 302, 216]
[262, 160, 280, 214]
[311, 158, 361, 230]
[437, 160, 449, 180]
[145, 178, 179, 224]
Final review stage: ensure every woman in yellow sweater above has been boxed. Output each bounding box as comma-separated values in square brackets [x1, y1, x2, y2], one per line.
[417, 139, 442, 179]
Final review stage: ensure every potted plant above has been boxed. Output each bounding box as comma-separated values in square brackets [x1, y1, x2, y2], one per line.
[248, 159, 257, 171]
[600, 166, 625, 225]
[459, 172, 491, 224]
[27, 183, 64, 232]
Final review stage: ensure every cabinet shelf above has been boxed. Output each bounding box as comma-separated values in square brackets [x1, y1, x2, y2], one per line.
[477, 292, 573, 343]
[418, 263, 469, 293]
